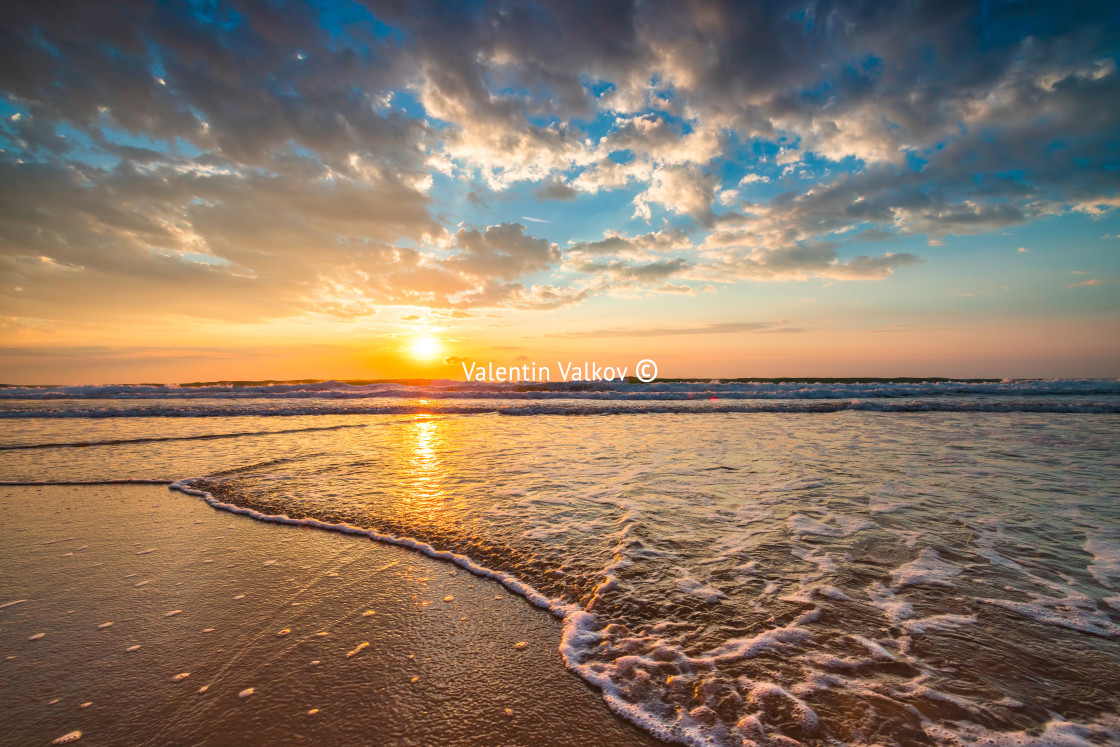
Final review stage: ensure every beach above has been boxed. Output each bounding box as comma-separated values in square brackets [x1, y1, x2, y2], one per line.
[1, 380, 1119, 745]
[0, 484, 664, 746]
[5, 0, 1120, 742]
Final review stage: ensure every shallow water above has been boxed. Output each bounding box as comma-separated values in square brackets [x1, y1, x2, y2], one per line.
[2, 381, 1119, 745]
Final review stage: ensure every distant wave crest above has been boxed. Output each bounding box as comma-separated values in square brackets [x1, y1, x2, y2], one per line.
[2, 378, 1118, 401]
[1, 398, 1119, 418]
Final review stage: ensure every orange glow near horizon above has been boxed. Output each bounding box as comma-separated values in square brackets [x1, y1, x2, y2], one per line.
[1, 313, 1118, 384]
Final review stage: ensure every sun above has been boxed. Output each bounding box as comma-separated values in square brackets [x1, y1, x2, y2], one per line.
[409, 336, 441, 359]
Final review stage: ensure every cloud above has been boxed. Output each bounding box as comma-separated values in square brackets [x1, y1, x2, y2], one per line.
[566, 229, 693, 259]
[0, 155, 576, 319]
[700, 233, 923, 281]
[632, 165, 719, 226]
[445, 223, 560, 281]
[1, 0, 1116, 328]
[574, 258, 691, 282]
[431, 309, 477, 319]
[0, 345, 239, 360]
[533, 180, 579, 201]
[0, 157, 453, 321]
[1072, 197, 1120, 216]
[548, 321, 800, 338]
[820, 253, 924, 280]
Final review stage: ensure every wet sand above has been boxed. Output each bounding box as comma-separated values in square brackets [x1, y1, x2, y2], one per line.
[0, 485, 666, 746]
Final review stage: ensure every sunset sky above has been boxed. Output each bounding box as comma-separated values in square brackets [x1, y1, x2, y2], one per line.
[1, 0, 1118, 383]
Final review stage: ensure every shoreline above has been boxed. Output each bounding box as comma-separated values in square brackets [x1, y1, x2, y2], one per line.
[0, 484, 667, 746]
[168, 479, 714, 746]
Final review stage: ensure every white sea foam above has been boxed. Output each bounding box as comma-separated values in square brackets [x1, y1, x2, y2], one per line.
[674, 575, 726, 604]
[808, 635, 899, 670]
[891, 548, 961, 588]
[870, 480, 915, 513]
[901, 613, 977, 634]
[1084, 531, 1120, 588]
[699, 609, 821, 664]
[923, 714, 1120, 746]
[978, 591, 1120, 638]
[746, 682, 820, 734]
[867, 583, 914, 624]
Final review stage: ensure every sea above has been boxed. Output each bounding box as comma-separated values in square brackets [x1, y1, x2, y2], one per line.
[2, 378, 1119, 746]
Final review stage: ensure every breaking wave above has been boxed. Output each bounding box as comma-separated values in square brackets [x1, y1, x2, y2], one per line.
[2, 378, 1118, 401]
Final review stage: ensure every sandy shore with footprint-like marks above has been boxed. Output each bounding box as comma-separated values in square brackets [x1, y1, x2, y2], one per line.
[0, 484, 665, 746]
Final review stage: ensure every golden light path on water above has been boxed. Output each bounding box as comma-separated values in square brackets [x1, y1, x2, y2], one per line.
[403, 416, 447, 519]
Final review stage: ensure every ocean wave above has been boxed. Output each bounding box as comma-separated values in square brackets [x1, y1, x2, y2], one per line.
[1, 378, 1118, 402]
[0, 423, 369, 450]
[1, 398, 1118, 418]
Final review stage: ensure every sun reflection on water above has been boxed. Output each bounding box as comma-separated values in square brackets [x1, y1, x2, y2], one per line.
[400, 417, 445, 515]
